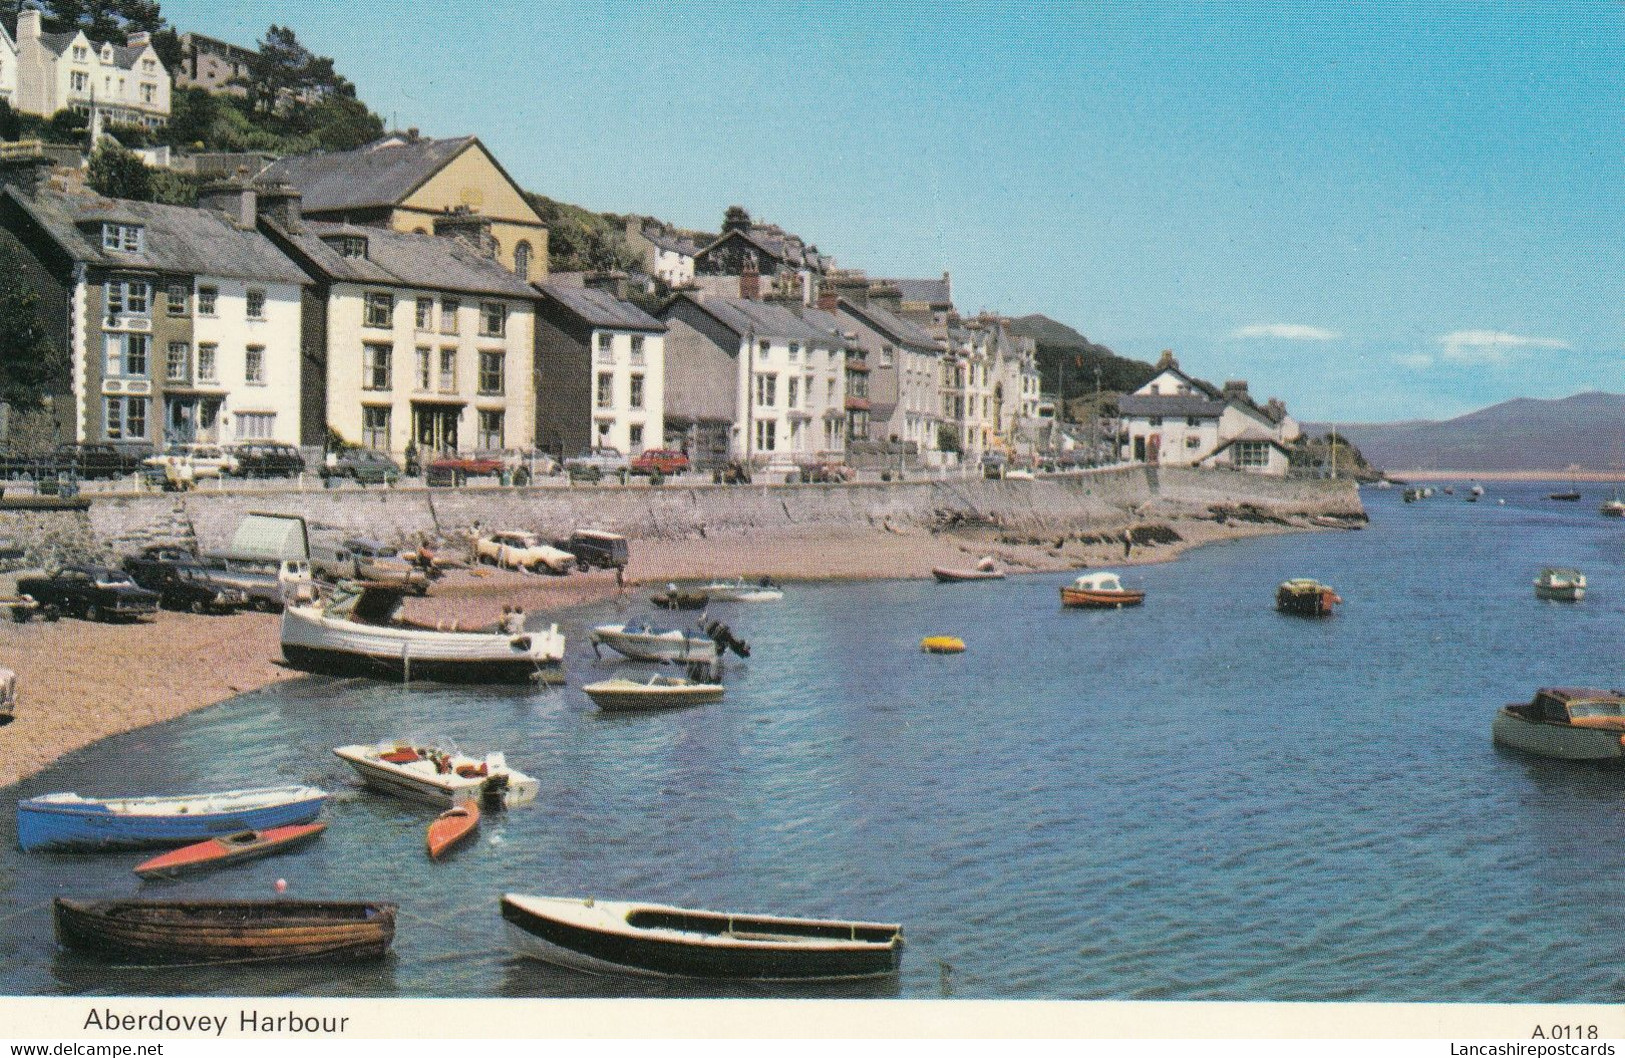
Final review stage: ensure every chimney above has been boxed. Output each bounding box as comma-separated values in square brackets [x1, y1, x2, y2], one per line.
[1155, 349, 1178, 372]
[738, 254, 759, 300]
[16, 9, 40, 43]
[197, 177, 257, 230]
[816, 287, 837, 311]
[432, 205, 495, 257]
[0, 152, 52, 193]
[255, 181, 302, 231]
[126, 30, 150, 48]
[1222, 380, 1250, 401]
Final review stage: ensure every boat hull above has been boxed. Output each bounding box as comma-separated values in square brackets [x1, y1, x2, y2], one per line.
[334, 747, 538, 810]
[134, 824, 327, 879]
[18, 790, 328, 852]
[590, 630, 717, 663]
[1534, 584, 1584, 602]
[1492, 708, 1625, 761]
[427, 804, 480, 860]
[281, 606, 563, 684]
[1059, 588, 1145, 609]
[1276, 586, 1339, 617]
[584, 685, 726, 711]
[54, 898, 395, 963]
[932, 569, 1005, 582]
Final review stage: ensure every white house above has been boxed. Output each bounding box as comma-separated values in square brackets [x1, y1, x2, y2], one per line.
[534, 283, 666, 461]
[624, 220, 700, 288]
[1118, 351, 1299, 475]
[14, 9, 171, 128]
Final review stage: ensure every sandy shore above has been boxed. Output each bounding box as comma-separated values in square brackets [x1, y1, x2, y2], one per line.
[0, 513, 1341, 789]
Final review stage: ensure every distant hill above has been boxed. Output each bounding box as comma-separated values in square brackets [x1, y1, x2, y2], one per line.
[1006, 314, 1155, 401]
[1307, 392, 1625, 472]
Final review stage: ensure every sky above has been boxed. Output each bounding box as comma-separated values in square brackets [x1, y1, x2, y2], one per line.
[164, 1, 1625, 423]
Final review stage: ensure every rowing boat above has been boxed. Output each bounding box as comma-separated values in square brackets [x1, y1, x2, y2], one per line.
[17, 786, 328, 852]
[54, 898, 396, 963]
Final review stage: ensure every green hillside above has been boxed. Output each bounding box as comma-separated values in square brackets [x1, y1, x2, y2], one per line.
[1006, 314, 1156, 402]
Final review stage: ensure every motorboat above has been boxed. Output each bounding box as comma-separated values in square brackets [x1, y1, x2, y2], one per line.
[501, 894, 904, 981]
[1492, 687, 1625, 761]
[332, 741, 539, 809]
[697, 578, 784, 603]
[931, 557, 1005, 582]
[582, 675, 726, 711]
[427, 802, 480, 861]
[1601, 495, 1625, 518]
[1534, 567, 1586, 602]
[281, 583, 565, 684]
[133, 824, 327, 879]
[1470, 484, 1485, 498]
[650, 585, 710, 610]
[590, 618, 749, 663]
[1549, 490, 1582, 502]
[1059, 571, 1145, 609]
[1276, 578, 1341, 617]
[17, 786, 328, 852]
[54, 898, 396, 964]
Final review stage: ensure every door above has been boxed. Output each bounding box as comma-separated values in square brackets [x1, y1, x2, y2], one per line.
[412, 404, 461, 455]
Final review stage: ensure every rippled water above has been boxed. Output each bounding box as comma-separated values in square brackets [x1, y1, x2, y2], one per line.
[5, 481, 1625, 1001]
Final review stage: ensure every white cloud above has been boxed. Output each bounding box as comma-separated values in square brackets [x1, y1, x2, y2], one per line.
[1437, 329, 1570, 365]
[1394, 353, 1434, 370]
[1232, 323, 1342, 341]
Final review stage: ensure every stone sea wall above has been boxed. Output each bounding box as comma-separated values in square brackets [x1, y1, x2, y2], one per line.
[0, 466, 1363, 566]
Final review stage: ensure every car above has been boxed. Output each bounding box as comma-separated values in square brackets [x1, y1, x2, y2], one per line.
[14, 565, 159, 622]
[554, 529, 630, 572]
[229, 442, 306, 478]
[630, 449, 690, 476]
[53, 442, 148, 480]
[429, 452, 505, 481]
[564, 446, 630, 481]
[322, 449, 401, 485]
[200, 554, 316, 612]
[310, 538, 430, 594]
[804, 462, 856, 484]
[122, 546, 252, 614]
[144, 443, 232, 481]
[475, 531, 575, 574]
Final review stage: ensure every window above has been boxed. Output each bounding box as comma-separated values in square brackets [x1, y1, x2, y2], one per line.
[754, 419, 776, 451]
[754, 373, 776, 407]
[513, 241, 532, 280]
[880, 345, 894, 368]
[104, 279, 149, 319]
[245, 345, 265, 385]
[596, 333, 613, 363]
[364, 292, 393, 328]
[416, 347, 431, 390]
[197, 286, 217, 316]
[1186, 416, 1201, 428]
[140, 83, 154, 104]
[324, 235, 368, 259]
[363, 343, 392, 391]
[235, 413, 275, 440]
[244, 288, 265, 319]
[104, 396, 147, 440]
[165, 341, 188, 382]
[628, 424, 643, 452]
[101, 224, 143, 252]
[440, 297, 459, 334]
[596, 372, 613, 409]
[479, 302, 506, 337]
[197, 343, 217, 381]
[438, 348, 457, 392]
[142, 59, 155, 73]
[788, 343, 800, 362]
[478, 351, 504, 395]
[786, 377, 798, 409]
[477, 410, 504, 450]
[105, 333, 149, 377]
[758, 340, 770, 360]
[415, 297, 433, 330]
[70, 71, 87, 92]
[165, 282, 187, 316]
[629, 374, 644, 410]
[361, 406, 391, 450]
[1148, 416, 1163, 427]
[1234, 441, 1270, 468]
[630, 335, 645, 365]
[73, 46, 87, 62]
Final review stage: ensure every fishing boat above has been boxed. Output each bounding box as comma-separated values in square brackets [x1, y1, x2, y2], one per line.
[1534, 567, 1586, 602]
[920, 636, 965, 654]
[17, 786, 328, 852]
[582, 675, 726, 711]
[1059, 571, 1145, 609]
[427, 802, 480, 860]
[133, 824, 327, 879]
[281, 583, 565, 684]
[649, 585, 710, 610]
[54, 898, 396, 963]
[1276, 578, 1341, 617]
[332, 741, 539, 809]
[590, 618, 749, 663]
[1492, 687, 1625, 761]
[501, 894, 904, 981]
[931, 557, 1005, 582]
[696, 578, 784, 602]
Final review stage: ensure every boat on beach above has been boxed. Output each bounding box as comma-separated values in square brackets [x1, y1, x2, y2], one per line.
[333, 741, 538, 809]
[54, 898, 396, 963]
[696, 578, 784, 602]
[590, 619, 749, 663]
[17, 786, 329, 852]
[427, 802, 480, 860]
[1060, 571, 1145, 609]
[582, 675, 726, 711]
[1275, 578, 1341, 617]
[1534, 567, 1586, 601]
[133, 823, 327, 879]
[280, 583, 565, 684]
[1492, 687, 1625, 761]
[500, 894, 904, 981]
[932, 557, 1005, 582]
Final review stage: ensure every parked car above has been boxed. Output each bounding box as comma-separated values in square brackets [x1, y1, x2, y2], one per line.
[200, 554, 316, 612]
[804, 462, 856, 484]
[565, 447, 629, 482]
[981, 453, 1009, 479]
[144, 443, 233, 481]
[630, 449, 690, 476]
[428, 451, 505, 483]
[554, 529, 630, 572]
[712, 460, 753, 485]
[229, 442, 306, 478]
[322, 449, 401, 485]
[122, 546, 252, 614]
[14, 565, 159, 622]
[475, 531, 575, 574]
[310, 538, 429, 594]
[54, 442, 149, 480]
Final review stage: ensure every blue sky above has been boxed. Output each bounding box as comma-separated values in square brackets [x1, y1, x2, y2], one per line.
[165, 1, 1625, 423]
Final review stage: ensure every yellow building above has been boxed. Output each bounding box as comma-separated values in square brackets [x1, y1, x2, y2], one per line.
[258, 133, 549, 280]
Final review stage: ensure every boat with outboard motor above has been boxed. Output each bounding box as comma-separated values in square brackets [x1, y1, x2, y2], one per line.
[590, 618, 749, 663]
[696, 578, 784, 602]
[582, 675, 726, 711]
[333, 741, 539, 809]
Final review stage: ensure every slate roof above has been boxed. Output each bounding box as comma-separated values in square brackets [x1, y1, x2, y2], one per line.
[1117, 394, 1228, 419]
[537, 284, 665, 332]
[666, 295, 833, 345]
[836, 298, 939, 351]
[798, 307, 860, 349]
[891, 277, 951, 307]
[257, 136, 480, 213]
[700, 228, 829, 272]
[38, 30, 146, 69]
[641, 228, 702, 257]
[6, 187, 309, 284]
[265, 218, 535, 298]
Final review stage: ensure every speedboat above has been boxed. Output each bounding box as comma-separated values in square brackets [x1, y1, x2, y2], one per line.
[281, 583, 565, 684]
[1493, 687, 1625, 761]
[697, 578, 784, 603]
[1276, 578, 1340, 617]
[932, 557, 1005, 582]
[501, 894, 904, 981]
[1601, 496, 1625, 517]
[649, 585, 710, 610]
[1059, 571, 1145, 609]
[332, 741, 539, 809]
[17, 786, 328, 852]
[582, 675, 726, 711]
[1534, 567, 1586, 602]
[591, 618, 749, 663]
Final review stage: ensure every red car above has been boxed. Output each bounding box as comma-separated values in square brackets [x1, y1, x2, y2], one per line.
[428, 452, 505, 478]
[630, 449, 689, 475]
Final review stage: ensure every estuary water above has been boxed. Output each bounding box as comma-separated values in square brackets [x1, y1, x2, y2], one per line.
[4, 481, 1625, 1001]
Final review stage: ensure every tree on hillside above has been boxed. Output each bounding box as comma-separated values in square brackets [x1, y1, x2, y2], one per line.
[306, 95, 382, 151]
[87, 141, 151, 201]
[243, 25, 358, 116]
[0, 242, 66, 412]
[9, 0, 166, 41]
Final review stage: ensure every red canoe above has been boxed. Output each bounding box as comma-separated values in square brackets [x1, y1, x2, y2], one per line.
[133, 823, 327, 879]
[426, 802, 480, 861]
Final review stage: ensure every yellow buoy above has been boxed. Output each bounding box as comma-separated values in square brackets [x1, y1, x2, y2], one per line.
[921, 635, 965, 654]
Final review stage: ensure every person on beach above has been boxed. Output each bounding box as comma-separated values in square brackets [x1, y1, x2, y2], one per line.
[501, 606, 525, 634]
[1122, 528, 1133, 557]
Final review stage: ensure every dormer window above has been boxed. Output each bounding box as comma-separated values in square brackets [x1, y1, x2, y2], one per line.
[102, 223, 144, 253]
[323, 234, 368, 259]
[72, 46, 87, 62]
[100, 45, 113, 62]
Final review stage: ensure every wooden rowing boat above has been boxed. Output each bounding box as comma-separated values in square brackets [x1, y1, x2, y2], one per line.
[426, 802, 480, 860]
[133, 824, 326, 879]
[54, 898, 397, 963]
[17, 785, 329, 852]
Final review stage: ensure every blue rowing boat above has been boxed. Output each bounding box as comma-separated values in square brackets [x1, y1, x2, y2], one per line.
[17, 785, 328, 852]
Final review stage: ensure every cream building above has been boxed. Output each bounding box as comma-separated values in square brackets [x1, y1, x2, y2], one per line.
[14, 9, 170, 128]
[1119, 351, 1300, 476]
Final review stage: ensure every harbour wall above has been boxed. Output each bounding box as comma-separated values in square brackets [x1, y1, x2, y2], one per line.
[0, 467, 1363, 567]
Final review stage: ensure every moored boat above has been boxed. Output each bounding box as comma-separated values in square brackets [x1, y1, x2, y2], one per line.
[1601, 495, 1625, 518]
[931, 557, 1005, 582]
[697, 578, 784, 603]
[501, 894, 904, 981]
[1276, 578, 1340, 617]
[650, 585, 710, 610]
[17, 786, 329, 852]
[333, 741, 538, 809]
[427, 802, 480, 860]
[1534, 567, 1586, 601]
[1059, 571, 1145, 609]
[281, 583, 564, 684]
[920, 636, 966, 654]
[1492, 687, 1625, 761]
[133, 824, 327, 879]
[590, 619, 749, 663]
[582, 675, 726, 711]
[1549, 491, 1581, 502]
[54, 898, 396, 963]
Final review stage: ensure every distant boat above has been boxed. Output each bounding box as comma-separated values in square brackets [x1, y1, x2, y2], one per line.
[333, 742, 539, 810]
[1442, 486, 1455, 495]
[1548, 491, 1582, 502]
[1534, 567, 1586, 602]
[133, 824, 327, 879]
[17, 786, 328, 852]
[1470, 484, 1485, 497]
[649, 586, 710, 610]
[54, 898, 396, 964]
[501, 894, 904, 981]
[932, 557, 1005, 582]
[1492, 687, 1625, 761]
[583, 675, 726, 711]
[1601, 495, 1625, 517]
[427, 802, 480, 861]
[1276, 578, 1341, 617]
[1060, 572, 1145, 609]
[697, 578, 784, 603]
